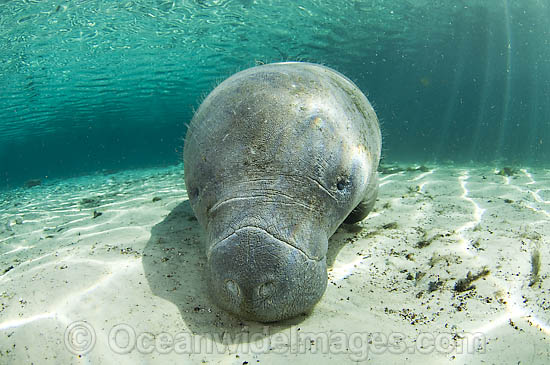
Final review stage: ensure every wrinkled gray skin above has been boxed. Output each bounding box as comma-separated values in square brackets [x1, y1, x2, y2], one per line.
[183, 62, 381, 322]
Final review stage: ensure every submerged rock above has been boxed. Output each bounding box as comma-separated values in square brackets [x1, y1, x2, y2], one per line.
[24, 179, 41, 188]
[80, 197, 101, 208]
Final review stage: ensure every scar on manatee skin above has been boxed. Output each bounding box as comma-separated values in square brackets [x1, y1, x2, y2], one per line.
[454, 267, 490, 292]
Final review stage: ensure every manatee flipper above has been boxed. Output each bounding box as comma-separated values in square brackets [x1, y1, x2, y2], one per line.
[344, 173, 379, 224]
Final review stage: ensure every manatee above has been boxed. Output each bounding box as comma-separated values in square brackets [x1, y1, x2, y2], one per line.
[183, 62, 381, 322]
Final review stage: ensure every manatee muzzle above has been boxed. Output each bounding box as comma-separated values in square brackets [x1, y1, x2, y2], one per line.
[207, 226, 327, 322]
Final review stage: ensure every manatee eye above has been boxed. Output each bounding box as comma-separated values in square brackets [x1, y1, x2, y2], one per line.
[336, 178, 347, 191]
[189, 186, 199, 199]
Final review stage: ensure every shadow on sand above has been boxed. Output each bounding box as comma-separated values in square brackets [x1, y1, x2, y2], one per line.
[142, 200, 359, 344]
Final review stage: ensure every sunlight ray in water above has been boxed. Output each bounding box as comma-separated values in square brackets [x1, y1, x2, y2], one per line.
[467, 290, 528, 335]
[456, 172, 486, 254]
[417, 181, 427, 192]
[0, 245, 34, 256]
[329, 256, 364, 281]
[530, 190, 550, 204]
[364, 211, 381, 220]
[503, 292, 550, 337]
[481, 268, 550, 338]
[57, 258, 141, 306]
[0, 312, 57, 331]
[0, 251, 57, 282]
[525, 202, 550, 218]
[495, 0, 513, 158]
[379, 172, 404, 182]
[378, 180, 394, 187]
[521, 169, 536, 185]
[526, 315, 550, 336]
[62, 223, 148, 239]
[412, 170, 434, 181]
[0, 259, 140, 330]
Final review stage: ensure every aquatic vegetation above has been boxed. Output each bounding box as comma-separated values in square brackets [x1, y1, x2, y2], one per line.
[416, 232, 444, 249]
[454, 267, 490, 292]
[428, 279, 444, 292]
[529, 249, 541, 287]
[382, 222, 398, 230]
[496, 167, 517, 176]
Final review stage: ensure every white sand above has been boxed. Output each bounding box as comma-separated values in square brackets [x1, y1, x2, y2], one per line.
[0, 163, 549, 364]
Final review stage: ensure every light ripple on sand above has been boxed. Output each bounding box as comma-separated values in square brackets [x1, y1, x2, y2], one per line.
[0, 259, 140, 331]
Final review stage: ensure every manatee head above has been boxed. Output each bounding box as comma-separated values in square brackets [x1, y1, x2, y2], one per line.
[183, 62, 380, 322]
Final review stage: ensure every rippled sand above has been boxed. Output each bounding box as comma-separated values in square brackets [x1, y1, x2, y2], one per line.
[1, 164, 549, 364]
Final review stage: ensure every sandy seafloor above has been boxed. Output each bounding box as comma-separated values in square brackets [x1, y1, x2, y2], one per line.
[0, 163, 549, 364]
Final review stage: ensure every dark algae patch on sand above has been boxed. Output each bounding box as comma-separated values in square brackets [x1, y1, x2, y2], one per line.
[454, 267, 491, 292]
[529, 249, 541, 287]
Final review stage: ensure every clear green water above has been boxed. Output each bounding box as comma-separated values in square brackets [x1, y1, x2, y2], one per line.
[1, 0, 549, 187]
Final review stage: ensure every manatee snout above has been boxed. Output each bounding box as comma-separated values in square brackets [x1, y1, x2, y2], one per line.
[208, 226, 327, 322]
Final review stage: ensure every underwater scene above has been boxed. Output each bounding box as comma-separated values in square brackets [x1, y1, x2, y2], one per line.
[0, 0, 549, 364]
